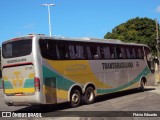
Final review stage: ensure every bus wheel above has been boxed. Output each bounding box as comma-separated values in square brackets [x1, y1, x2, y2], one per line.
[84, 87, 95, 104]
[139, 80, 145, 92]
[70, 89, 81, 107]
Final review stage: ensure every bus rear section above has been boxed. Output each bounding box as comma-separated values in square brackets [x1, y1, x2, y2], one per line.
[2, 38, 42, 106]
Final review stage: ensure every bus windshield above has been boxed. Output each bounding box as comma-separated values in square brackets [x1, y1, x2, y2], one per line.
[2, 39, 32, 58]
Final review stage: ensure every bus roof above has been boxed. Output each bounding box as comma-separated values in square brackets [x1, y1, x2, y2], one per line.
[38, 34, 148, 47]
[3, 34, 149, 47]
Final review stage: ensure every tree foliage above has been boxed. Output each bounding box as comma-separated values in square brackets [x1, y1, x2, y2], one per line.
[104, 17, 157, 54]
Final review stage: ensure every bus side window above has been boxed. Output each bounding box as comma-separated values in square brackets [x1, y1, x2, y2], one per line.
[126, 47, 131, 59]
[69, 43, 76, 59]
[135, 48, 138, 59]
[39, 40, 57, 60]
[121, 47, 126, 59]
[101, 46, 111, 59]
[144, 46, 151, 61]
[115, 46, 122, 59]
[138, 47, 142, 59]
[110, 45, 115, 59]
[97, 46, 101, 59]
[91, 45, 99, 59]
[57, 41, 69, 60]
[55, 44, 60, 59]
[100, 46, 105, 59]
[114, 46, 118, 58]
[142, 47, 144, 58]
[48, 40, 57, 59]
[39, 40, 48, 59]
[75, 44, 85, 59]
[145, 47, 150, 56]
[86, 45, 92, 59]
[131, 48, 136, 59]
[86, 44, 100, 60]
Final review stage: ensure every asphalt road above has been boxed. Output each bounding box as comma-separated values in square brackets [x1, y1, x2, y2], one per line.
[0, 86, 160, 120]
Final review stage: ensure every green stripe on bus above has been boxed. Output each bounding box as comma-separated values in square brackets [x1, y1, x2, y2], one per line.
[23, 79, 34, 88]
[4, 80, 13, 89]
[42, 66, 75, 90]
[97, 67, 150, 94]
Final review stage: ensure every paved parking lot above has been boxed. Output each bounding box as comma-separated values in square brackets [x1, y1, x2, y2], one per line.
[0, 86, 160, 120]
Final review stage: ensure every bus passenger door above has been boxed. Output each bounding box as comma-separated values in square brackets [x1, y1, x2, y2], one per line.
[44, 78, 57, 103]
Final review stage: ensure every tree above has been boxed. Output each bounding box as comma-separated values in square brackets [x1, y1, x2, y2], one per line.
[104, 17, 158, 54]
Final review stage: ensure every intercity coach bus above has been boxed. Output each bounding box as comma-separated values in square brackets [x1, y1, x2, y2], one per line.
[1, 34, 154, 107]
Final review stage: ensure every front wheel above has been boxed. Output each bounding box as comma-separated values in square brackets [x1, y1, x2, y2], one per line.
[83, 87, 95, 104]
[139, 81, 145, 92]
[70, 89, 81, 107]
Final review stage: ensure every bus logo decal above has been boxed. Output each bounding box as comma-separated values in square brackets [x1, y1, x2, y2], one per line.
[12, 71, 23, 88]
[66, 64, 87, 71]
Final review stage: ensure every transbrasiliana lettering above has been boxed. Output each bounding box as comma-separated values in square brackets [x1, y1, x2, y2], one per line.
[102, 62, 133, 70]
[7, 58, 27, 64]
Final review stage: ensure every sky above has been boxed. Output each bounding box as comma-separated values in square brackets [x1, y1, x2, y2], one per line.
[0, 0, 160, 44]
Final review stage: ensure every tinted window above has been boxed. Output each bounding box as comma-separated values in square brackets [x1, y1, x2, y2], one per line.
[126, 47, 131, 59]
[2, 39, 32, 58]
[68, 43, 86, 59]
[137, 47, 144, 59]
[39, 39, 146, 60]
[121, 47, 126, 59]
[39, 39, 66, 60]
[130, 48, 136, 59]
[144, 47, 151, 56]
[100, 46, 111, 59]
[110, 45, 116, 59]
[86, 44, 101, 59]
[39, 39, 86, 60]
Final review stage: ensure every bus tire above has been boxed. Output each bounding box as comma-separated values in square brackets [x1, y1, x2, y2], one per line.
[70, 89, 81, 107]
[139, 80, 145, 92]
[84, 87, 95, 104]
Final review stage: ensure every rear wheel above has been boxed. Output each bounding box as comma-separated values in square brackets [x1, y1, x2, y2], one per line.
[84, 87, 95, 104]
[70, 89, 81, 107]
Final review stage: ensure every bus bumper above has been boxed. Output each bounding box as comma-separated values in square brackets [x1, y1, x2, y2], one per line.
[4, 92, 43, 106]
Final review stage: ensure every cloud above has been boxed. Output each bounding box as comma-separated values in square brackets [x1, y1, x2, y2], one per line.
[156, 6, 160, 13]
